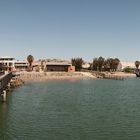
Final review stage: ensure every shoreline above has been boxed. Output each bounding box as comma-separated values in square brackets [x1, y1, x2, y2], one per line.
[18, 71, 136, 82]
[19, 71, 97, 82]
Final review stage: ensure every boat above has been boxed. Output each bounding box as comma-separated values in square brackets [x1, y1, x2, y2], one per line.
[135, 69, 140, 77]
[136, 73, 140, 77]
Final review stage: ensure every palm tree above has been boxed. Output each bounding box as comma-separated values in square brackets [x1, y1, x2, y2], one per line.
[71, 58, 83, 71]
[103, 60, 110, 71]
[106, 58, 114, 71]
[97, 56, 105, 71]
[135, 61, 140, 69]
[27, 55, 34, 70]
[113, 58, 120, 71]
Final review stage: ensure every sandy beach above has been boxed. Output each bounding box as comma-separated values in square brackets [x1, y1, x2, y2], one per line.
[18, 71, 136, 82]
[19, 71, 97, 81]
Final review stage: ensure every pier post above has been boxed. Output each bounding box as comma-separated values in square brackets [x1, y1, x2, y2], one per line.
[7, 83, 10, 88]
[1, 90, 6, 102]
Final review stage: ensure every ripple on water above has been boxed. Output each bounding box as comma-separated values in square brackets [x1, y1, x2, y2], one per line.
[1, 78, 140, 140]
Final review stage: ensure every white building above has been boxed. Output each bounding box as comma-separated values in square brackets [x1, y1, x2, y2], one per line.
[121, 61, 135, 69]
[117, 61, 135, 71]
[0, 56, 29, 71]
[117, 62, 123, 71]
[0, 56, 16, 71]
[15, 61, 28, 71]
[82, 63, 90, 69]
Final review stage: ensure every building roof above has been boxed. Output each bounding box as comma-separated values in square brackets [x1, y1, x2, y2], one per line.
[0, 56, 15, 59]
[15, 61, 28, 64]
[46, 62, 71, 66]
[82, 63, 90, 69]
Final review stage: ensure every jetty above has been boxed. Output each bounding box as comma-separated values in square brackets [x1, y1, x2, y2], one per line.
[90, 71, 126, 80]
[95, 72, 125, 80]
[0, 72, 13, 101]
[104, 74, 125, 80]
[0, 71, 24, 102]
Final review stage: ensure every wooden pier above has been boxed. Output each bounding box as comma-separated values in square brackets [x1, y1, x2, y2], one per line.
[91, 72, 125, 80]
[0, 72, 13, 101]
[104, 74, 125, 80]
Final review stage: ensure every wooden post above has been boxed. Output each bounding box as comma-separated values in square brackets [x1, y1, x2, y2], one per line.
[2, 90, 6, 102]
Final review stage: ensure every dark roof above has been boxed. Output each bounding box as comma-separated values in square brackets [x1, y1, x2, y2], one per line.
[46, 62, 71, 66]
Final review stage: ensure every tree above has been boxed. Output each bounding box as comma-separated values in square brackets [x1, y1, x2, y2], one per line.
[41, 59, 46, 71]
[105, 58, 113, 71]
[105, 58, 120, 71]
[27, 55, 34, 70]
[71, 58, 83, 71]
[123, 66, 133, 73]
[113, 58, 120, 71]
[103, 60, 110, 71]
[97, 56, 105, 71]
[92, 58, 98, 71]
[91, 57, 120, 72]
[92, 57, 105, 71]
[135, 61, 140, 69]
[88, 63, 92, 70]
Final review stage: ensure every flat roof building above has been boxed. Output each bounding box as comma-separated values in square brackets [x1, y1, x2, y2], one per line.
[15, 61, 28, 71]
[46, 62, 72, 72]
[0, 56, 15, 71]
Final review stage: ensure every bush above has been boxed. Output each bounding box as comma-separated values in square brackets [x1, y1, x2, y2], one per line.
[123, 67, 134, 73]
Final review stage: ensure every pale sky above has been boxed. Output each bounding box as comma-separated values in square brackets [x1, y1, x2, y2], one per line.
[0, 0, 140, 62]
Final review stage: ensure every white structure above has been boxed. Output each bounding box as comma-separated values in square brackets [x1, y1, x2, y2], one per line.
[117, 62, 122, 71]
[120, 61, 135, 70]
[15, 61, 28, 71]
[82, 63, 90, 69]
[0, 56, 15, 71]
[0, 56, 29, 71]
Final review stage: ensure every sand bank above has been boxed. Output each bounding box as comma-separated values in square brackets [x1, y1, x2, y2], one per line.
[19, 71, 96, 81]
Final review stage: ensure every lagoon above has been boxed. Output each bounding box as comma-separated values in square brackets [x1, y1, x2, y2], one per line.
[0, 78, 140, 140]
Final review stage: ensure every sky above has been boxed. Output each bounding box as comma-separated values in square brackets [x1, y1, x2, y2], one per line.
[0, 0, 140, 62]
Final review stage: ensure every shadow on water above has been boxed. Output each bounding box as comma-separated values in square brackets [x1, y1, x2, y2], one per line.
[0, 96, 10, 139]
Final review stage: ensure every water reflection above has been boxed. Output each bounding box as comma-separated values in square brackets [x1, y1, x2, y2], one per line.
[0, 102, 8, 139]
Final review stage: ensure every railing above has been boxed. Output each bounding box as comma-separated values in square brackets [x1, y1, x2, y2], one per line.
[0, 72, 12, 94]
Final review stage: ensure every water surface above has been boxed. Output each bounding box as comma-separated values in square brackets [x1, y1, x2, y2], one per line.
[0, 78, 140, 140]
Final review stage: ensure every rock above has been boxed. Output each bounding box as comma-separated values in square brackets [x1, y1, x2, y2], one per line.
[10, 78, 24, 88]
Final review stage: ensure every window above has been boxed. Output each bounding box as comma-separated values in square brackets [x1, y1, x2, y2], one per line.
[9, 63, 13, 66]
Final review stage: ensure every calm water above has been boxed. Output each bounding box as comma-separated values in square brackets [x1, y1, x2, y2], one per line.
[0, 78, 140, 140]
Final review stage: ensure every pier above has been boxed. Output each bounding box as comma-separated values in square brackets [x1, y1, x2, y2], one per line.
[0, 72, 13, 102]
[104, 74, 125, 80]
[91, 72, 125, 80]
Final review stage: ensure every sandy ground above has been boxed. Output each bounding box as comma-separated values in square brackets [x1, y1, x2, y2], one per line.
[17, 71, 136, 82]
[19, 71, 96, 81]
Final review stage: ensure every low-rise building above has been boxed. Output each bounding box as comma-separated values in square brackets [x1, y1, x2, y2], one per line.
[82, 63, 90, 69]
[15, 61, 28, 71]
[0, 56, 15, 71]
[35, 59, 75, 72]
[46, 62, 75, 72]
[121, 61, 135, 69]
[0, 63, 7, 72]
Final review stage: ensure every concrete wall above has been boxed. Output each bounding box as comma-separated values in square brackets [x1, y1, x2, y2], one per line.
[68, 66, 75, 72]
